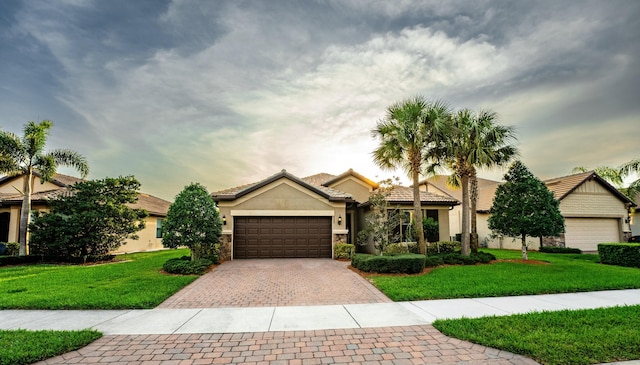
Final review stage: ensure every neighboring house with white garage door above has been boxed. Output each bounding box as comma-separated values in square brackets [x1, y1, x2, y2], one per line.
[212, 169, 459, 260]
[421, 171, 635, 252]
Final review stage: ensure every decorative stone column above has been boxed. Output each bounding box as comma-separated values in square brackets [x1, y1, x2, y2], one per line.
[219, 234, 232, 261]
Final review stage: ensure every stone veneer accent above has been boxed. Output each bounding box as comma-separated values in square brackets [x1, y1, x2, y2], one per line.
[219, 234, 232, 261]
[333, 233, 348, 245]
[542, 234, 566, 248]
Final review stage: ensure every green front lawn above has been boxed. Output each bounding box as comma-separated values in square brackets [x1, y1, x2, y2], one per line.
[434, 305, 640, 365]
[369, 249, 640, 301]
[0, 329, 101, 365]
[0, 249, 196, 309]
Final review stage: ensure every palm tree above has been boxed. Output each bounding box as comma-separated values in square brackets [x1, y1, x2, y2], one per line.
[436, 109, 518, 256]
[620, 159, 640, 199]
[372, 96, 451, 254]
[0, 121, 89, 256]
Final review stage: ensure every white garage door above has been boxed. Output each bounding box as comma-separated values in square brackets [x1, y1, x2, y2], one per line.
[564, 218, 620, 252]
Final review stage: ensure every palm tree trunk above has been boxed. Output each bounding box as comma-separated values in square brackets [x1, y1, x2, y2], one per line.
[18, 170, 33, 256]
[412, 167, 426, 255]
[460, 173, 471, 256]
[470, 172, 479, 254]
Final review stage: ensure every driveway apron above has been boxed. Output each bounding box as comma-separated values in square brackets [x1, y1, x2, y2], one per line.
[159, 259, 391, 308]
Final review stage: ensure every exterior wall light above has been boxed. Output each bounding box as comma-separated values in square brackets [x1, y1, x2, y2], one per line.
[222, 215, 227, 225]
[338, 215, 342, 225]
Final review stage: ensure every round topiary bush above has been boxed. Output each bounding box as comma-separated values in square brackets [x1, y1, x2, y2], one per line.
[163, 256, 213, 275]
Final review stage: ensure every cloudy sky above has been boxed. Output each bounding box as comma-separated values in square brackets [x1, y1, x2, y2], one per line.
[1, 0, 639, 200]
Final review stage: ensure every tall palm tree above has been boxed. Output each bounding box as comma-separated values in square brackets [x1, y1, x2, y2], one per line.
[0, 121, 89, 256]
[620, 159, 640, 199]
[372, 96, 451, 254]
[436, 109, 518, 256]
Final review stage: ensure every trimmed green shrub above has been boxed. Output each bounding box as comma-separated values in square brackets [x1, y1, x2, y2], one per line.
[425, 256, 444, 267]
[163, 256, 213, 275]
[334, 243, 355, 259]
[352, 253, 425, 274]
[432, 251, 496, 265]
[384, 242, 418, 255]
[540, 246, 582, 254]
[0, 255, 42, 266]
[427, 241, 461, 255]
[598, 243, 640, 268]
[5, 242, 19, 256]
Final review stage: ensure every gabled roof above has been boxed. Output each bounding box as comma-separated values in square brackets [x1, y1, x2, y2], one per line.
[212, 170, 353, 202]
[0, 172, 172, 216]
[0, 171, 83, 188]
[423, 171, 636, 212]
[544, 171, 635, 206]
[301, 172, 337, 187]
[317, 169, 379, 189]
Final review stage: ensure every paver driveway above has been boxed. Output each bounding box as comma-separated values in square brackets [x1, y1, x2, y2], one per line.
[36, 325, 539, 365]
[159, 259, 391, 308]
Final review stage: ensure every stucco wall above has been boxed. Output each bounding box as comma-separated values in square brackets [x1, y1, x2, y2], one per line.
[330, 178, 372, 203]
[217, 178, 346, 259]
[0, 176, 61, 194]
[114, 216, 165, 253]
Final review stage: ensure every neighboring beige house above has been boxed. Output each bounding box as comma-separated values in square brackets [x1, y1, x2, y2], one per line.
[212, 169, 459, 260]
[421, 171, 636, 252]
[0, 172, 170, 254]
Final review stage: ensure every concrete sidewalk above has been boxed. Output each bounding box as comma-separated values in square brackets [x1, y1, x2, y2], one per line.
[2, 289, 639, 335]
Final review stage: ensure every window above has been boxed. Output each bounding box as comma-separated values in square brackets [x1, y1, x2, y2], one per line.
[156, 219, 163, 238]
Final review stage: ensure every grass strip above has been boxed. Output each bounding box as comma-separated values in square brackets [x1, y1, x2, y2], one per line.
[433, 305, 640, 365]
[0, 329, 101, 365]
[0, 249, 196, 309]
[369, 250, 640, 300]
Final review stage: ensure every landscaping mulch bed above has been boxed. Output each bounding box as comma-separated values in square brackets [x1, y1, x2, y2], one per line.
[348, 258, 550, 278]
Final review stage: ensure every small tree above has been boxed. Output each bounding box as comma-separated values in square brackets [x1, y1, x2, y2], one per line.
[357, 180, 400, 255]
[163, 183, 221, 261]
[488, 161, 564, 260]
[28, 176, 148, 262]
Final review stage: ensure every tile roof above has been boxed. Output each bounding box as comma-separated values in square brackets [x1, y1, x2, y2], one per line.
[212, 170, 353, 201]
[0, 173, 171, 216]
[382, 185, 459, 205]
[424, 171, 635, 212]
[301, 173, 337, 187]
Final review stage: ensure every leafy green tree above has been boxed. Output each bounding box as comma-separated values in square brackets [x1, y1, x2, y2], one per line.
[28, 176, 148, 262]
[163, 183, 221, 261]
[0, 120, 89, 256]
[423, 216, 439, 242]
[488, 161, 564, 260]
[428, 109, 518, 255]
[372, 96, 451, 254]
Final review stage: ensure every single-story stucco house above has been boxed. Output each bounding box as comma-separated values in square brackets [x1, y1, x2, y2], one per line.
[212, 169, 459, 260]
[421, 171, 636, 252]
[0, 172, 170, 254]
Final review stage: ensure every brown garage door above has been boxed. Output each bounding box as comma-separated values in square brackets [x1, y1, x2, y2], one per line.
[233, 216, 332, 259]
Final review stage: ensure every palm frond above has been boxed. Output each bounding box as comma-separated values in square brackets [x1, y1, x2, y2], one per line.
[48, 149, 90, 178]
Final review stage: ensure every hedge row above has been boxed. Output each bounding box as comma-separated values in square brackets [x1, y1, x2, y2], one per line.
[425, 251, 496, 267]
[539, 246, 582, 254]
[163, 256, 213, 275]
[598, 243, 640, 268]
[351, 253, 425, 274]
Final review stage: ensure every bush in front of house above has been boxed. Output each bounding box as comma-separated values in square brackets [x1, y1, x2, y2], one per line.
[598, 243, 640, 268]
[384, 242, 418, 255]
[334, 243, 355, 259]
[0, 255, 42, 266]
[163, 256, 213, 275]
[3, 242, 19, 256]
[351, 253, 425, 274]
[540, 246, 582, 254]
[28, 176, 148, 263]
[426, 241, 461, 255]
[424, 251, 496, 267]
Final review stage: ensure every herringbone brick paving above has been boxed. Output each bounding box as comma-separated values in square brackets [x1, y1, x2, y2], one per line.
[159, 259, 391, 308]
[35, 325, 539, 364]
